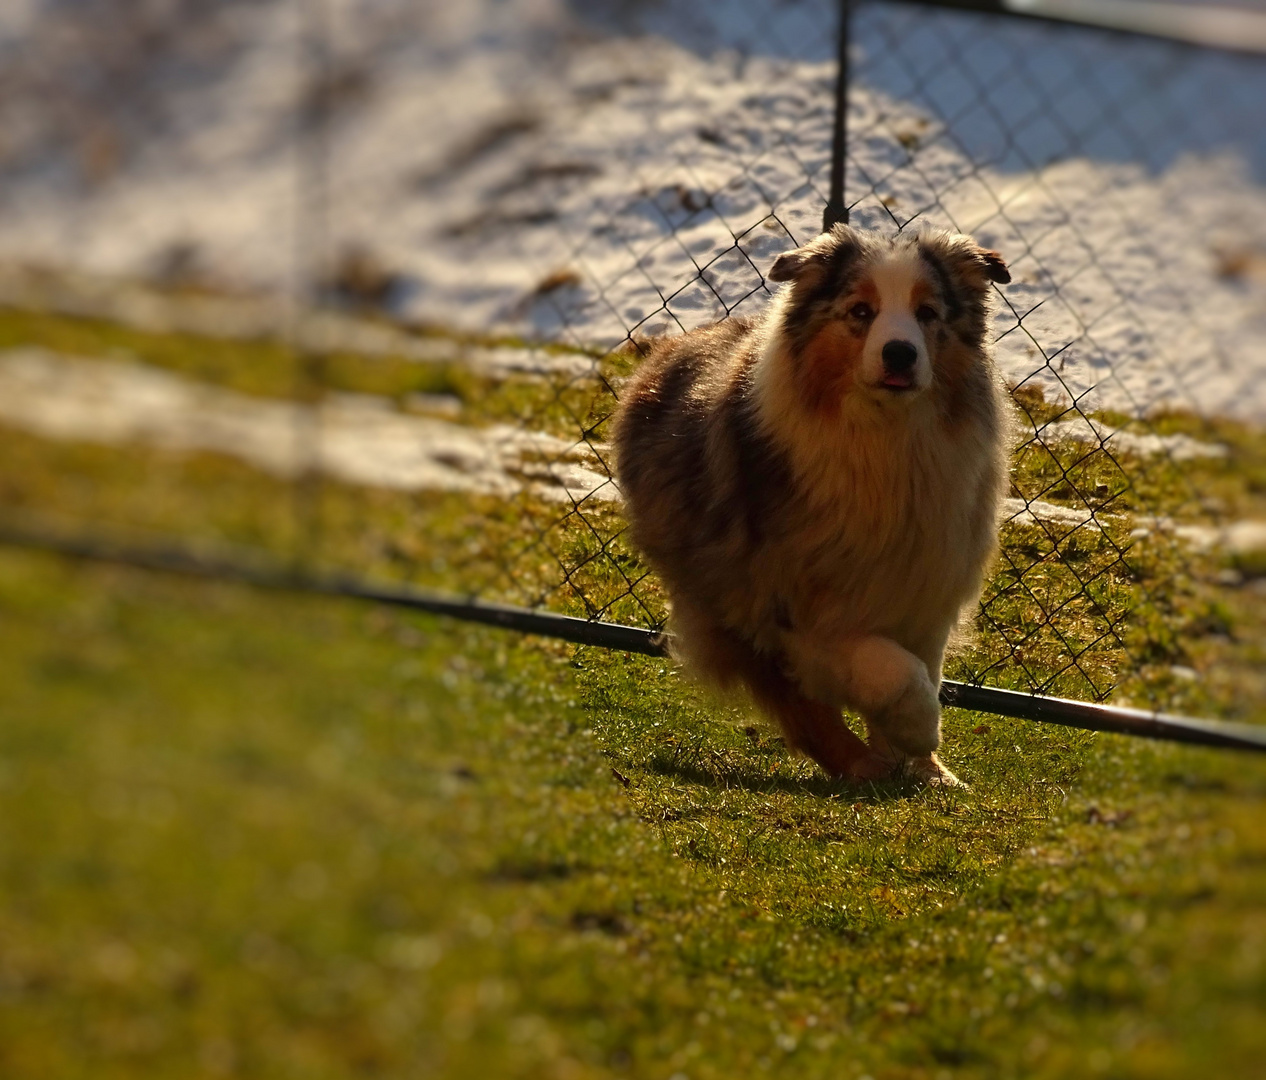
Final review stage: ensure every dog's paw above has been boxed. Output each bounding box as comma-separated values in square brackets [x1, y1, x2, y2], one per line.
[874, 669, 941, 756]
[845, 747, 965, 788]
[844, 748, 902, 782]
[901, 753, 966, 788]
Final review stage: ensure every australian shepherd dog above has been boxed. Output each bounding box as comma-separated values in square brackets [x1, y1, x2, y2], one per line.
[612, 224, 1012, 786]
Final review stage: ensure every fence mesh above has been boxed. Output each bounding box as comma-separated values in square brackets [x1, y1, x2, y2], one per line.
[1, 0, 1264, 715]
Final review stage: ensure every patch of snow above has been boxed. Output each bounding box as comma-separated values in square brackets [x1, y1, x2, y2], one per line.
[1132, 516, 1266, 555]
[0, 348, 615, 505]
[11, 344, 1266, 555]
[1002, 496, 1103, 532]
[1003, 495, 1266, 556]
[1037, 415, 1228, 461]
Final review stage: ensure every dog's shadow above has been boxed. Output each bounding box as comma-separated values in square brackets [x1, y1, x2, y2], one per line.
[644, 754, 939, 804]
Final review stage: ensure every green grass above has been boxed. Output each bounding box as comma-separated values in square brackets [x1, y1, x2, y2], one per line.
[1, 548, 1264, 1079]
[2, 304, 1266, 1076]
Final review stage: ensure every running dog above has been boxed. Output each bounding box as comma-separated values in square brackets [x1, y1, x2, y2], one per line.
[612, 224, 1012, 785]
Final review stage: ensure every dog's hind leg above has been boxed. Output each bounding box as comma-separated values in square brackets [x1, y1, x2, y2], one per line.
[743, 658, 882, 779]
[665, 601, 881, 779]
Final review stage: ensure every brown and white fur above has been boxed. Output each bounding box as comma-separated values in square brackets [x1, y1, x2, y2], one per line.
[612, 224, 1012, 786]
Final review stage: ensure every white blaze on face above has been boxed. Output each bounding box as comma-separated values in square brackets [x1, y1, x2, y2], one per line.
[862, 247, 930, 393]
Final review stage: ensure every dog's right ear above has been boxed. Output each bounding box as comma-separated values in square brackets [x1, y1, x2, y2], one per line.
[768, 224, 861, 283]
[768, 249, 812, 282]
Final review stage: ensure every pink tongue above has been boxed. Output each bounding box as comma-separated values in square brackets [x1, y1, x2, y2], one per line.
[882, 372, 913, 388]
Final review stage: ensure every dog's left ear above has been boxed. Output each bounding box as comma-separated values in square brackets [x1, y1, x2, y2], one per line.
[979, 248, 1011, 285]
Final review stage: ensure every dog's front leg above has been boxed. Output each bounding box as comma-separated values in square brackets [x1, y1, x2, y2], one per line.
[800, 636, 964, 785]
[791, 635, 942, 756]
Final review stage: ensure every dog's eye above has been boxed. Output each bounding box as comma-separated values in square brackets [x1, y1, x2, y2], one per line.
[848, 302, 874, 320]
[915, 304, 939, 322]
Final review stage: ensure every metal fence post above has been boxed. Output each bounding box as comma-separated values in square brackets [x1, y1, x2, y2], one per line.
[823, 0, 852, 232]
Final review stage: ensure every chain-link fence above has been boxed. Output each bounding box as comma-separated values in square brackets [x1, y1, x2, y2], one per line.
[2, 0, 1264, 719]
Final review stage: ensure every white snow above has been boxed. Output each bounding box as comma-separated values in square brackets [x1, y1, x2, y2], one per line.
[1131, 516, 1266, 556]
[1, 0, 1263, 421]
[1037, 414, 1227, 462]
[1002, 496, 1102, 533]
[0, 349, 613, 505]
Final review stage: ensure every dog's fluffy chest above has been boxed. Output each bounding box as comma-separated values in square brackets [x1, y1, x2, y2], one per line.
[755, 409, 1001, 648]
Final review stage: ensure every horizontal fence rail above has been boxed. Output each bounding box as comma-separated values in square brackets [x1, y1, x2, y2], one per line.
[5, 527, 1264, 754]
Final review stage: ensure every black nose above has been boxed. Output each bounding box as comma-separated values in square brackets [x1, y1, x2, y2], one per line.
[882, 340, 918, 372]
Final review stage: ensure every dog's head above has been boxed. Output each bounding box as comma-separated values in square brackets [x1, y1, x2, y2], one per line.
[766, 224, 1009, 414]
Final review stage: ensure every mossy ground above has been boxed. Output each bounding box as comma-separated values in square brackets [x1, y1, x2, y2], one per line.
[1, 307, 1264, 1077]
